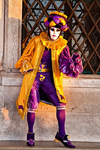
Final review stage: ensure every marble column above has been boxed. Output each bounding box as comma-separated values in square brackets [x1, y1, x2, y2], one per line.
[0, 0, 4, 70]
[4, 0, 22, 71]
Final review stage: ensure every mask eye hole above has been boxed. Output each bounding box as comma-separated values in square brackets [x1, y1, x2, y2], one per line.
[50, 28, 54, 31]
[56, 29, 61, 32]
[50, 28, 61, 32]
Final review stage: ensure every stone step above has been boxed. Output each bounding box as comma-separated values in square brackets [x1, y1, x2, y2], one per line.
[0, 141, 100, 150]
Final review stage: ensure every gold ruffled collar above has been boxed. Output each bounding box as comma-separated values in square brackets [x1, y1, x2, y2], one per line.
[40, 32, 67, 50]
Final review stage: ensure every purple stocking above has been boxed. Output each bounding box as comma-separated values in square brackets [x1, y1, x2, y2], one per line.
[57, 109, 66, 138]
[27, 112, 35, 133]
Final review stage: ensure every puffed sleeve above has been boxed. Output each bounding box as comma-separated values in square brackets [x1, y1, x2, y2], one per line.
[59, 46, 83, 77]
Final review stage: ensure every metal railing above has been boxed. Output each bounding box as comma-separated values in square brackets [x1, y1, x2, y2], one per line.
[22, 0, 100, 74]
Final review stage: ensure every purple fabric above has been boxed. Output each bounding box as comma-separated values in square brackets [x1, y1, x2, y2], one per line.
[59, 46, 83, 77]
[27, 112, 35, 133]
[44, 14, 69, 31]
[55, 132, 75, 148]
[57, 109, 66, 138]
[39, 48, 52, 69]
[28, 72, 65, 110]
[27, 72, 66, 136]
[19, 105, 24, 110]
[27, 133, 34, 146]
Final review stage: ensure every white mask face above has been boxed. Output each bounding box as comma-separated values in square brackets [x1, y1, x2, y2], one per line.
[49, 27, 61, 41]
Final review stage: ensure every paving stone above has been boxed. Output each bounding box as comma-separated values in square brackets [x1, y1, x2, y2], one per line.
[0, 141, 100, 150]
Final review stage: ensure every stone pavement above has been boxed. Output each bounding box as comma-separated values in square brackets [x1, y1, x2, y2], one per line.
[0, 141, 100, 150]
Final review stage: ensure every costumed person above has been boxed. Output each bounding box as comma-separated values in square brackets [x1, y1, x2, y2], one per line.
[15, 11, 83, 148]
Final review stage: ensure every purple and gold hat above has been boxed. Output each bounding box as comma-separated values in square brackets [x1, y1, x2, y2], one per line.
[44, 11, 69, 31]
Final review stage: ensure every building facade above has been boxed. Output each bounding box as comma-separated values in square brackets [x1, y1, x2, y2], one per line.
[0, 0, 100, 141]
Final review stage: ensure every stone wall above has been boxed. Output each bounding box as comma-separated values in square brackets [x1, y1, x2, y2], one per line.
[0, 73, 100, 142]
[0, 0, 100, 142]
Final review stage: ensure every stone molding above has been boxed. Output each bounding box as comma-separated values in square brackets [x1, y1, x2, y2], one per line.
[0, 73, 100, 87]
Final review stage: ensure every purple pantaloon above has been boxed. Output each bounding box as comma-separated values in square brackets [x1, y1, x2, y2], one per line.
[28, 72, 65, 112]
[27, 71, 66, 137]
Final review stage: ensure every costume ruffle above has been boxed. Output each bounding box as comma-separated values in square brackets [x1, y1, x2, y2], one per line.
[40, 32, 67, 50]
[59, 46, 83, 77]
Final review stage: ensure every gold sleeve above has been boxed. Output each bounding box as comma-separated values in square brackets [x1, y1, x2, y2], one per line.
[20, 61, 33, 74]
[15, 37, 35, 69]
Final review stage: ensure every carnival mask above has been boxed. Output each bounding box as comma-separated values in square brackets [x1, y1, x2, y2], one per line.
[49, 27, 61, 41]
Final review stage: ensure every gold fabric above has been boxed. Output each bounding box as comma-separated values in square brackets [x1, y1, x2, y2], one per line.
[40, 32, 68, 51]
[38, 68, 51, 72]
[20, 61, 33, 74]
[15, 32, 67, 119]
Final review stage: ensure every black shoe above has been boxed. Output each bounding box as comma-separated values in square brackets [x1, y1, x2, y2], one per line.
[54, 132, 75, 148]
[27, 133, 35, 146]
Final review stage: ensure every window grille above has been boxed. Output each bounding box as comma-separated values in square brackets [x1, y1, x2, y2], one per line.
[22, 0, 100, 74]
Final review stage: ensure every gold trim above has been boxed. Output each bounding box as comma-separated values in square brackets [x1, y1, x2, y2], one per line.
[50, 11, 68, 19]
[38, 68, 51, 72]
[54, 138, 60, 143]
